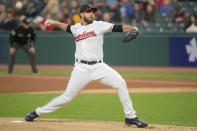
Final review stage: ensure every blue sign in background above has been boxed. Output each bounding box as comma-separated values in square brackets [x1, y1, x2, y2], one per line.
[169, 37, 197, 67]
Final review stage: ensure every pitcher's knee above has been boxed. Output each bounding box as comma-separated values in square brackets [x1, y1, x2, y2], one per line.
[114, 78, 127, 89]
[61, 94, 74, 103]
[120, 78, 127, 87]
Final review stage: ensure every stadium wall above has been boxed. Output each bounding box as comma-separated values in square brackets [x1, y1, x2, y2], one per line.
[0, 31, 196, 66]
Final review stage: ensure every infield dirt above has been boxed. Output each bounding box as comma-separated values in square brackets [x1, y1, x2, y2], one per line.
[0, 118, 197, 131]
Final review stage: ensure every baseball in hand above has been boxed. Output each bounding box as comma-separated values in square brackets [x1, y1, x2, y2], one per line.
[44, 20, 50, 26]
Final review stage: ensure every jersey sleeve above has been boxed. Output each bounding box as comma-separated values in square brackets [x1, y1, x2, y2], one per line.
[98, 21, 114, 34]
[70, 24, 80, 35]
[70, 25, 75, 35]
[66, 25, 72, 33]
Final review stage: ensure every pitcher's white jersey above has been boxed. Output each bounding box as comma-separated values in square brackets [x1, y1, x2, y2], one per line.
[70, 21, 114, 61]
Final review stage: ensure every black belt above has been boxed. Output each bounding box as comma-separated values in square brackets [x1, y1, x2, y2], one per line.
[76, 59, 102, 65]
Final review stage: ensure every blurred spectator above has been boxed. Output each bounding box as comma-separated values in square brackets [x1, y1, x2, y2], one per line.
[142, 4, 155, 24]
[0, 0, 196, 32]
[0, 0, 11, 5]
[186, 14, 197, 33]
[149, 0, 157, 11]
[14, 0, 26, 18]
[0, 4, 6, 13]
[178, 0, 196, 1]
[6, 4, 15, 15]
[70, 0, 80, 17]
[136, 0, 149, 11]
[42, 0, 59, 16]
[34, 0, 46, 15]
[25, 1, 38, 17]
[56, 12, 68, 24]
[95, 0, 106, 12]
[0, 12, 7, 29]
[173, 7, 187, 23]
[54, 12, 68, 30]
[40, 13, 53, 31]
[95, 9, 103, 21]
[0, 4, 6, 29]
[102, 12, 111, 22]
[106, 0, 121, 22]
[15, 1, 24, 11]
[156, 0, 165, 8]
[4, 12, 18, 30]
[87, 0, 94, 5]
[95, 0, 107, 21]
[160, 0, 173, 13]
[33, 15, 43, 29]
[62, 7, 71, 24]
[130, 2, 143, 24]
[120, 0, 133, 22]
[59, 0, 68, 13]
[72, 6, 81, 24]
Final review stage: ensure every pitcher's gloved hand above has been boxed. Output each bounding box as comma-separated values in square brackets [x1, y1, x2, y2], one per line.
[121, 29, 139, 43]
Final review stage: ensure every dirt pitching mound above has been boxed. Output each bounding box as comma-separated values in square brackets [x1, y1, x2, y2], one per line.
[0, 118, 196, 131]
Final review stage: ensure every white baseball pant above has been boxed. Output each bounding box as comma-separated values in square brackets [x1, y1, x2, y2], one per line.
[36, 62, 136, 119]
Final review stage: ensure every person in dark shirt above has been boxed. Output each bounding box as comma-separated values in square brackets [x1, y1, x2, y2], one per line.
[8, 18, 38, 74]
[106, 2, 121, 22]
[142, 4, 156, 24]
[4, 13, 18, 30]
[173, 7, 187, 23]
[131, 2, 143, 24]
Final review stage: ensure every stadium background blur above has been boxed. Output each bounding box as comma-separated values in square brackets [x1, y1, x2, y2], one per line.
[0, 0, 197, 33]
[0, 0, 197, 67]
[0, 1, 197, 129]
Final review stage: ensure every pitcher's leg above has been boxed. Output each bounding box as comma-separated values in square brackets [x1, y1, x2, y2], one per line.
[36, 69, 91, 116]
[98, 64, 136, 119]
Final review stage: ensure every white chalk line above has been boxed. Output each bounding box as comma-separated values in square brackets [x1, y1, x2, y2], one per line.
[11, 120, 24, 123]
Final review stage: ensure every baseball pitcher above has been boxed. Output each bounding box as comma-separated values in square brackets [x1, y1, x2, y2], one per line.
[25, 4, 147, 128]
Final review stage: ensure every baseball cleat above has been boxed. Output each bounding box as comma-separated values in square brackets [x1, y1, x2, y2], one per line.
[125, 117, 148, 128]
[25, 111, 38, 122]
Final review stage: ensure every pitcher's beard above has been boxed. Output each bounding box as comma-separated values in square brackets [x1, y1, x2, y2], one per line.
[84, 17, 94, 24]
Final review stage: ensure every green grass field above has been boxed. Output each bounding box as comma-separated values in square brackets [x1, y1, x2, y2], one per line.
[1, 69, 197, 79]
[0, 92, 197, 127]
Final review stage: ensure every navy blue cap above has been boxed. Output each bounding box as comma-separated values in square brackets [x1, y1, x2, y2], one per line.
[80, 4, 97, 13]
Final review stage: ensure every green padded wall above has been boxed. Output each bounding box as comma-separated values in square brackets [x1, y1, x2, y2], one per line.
[0, 31, 195, 66]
